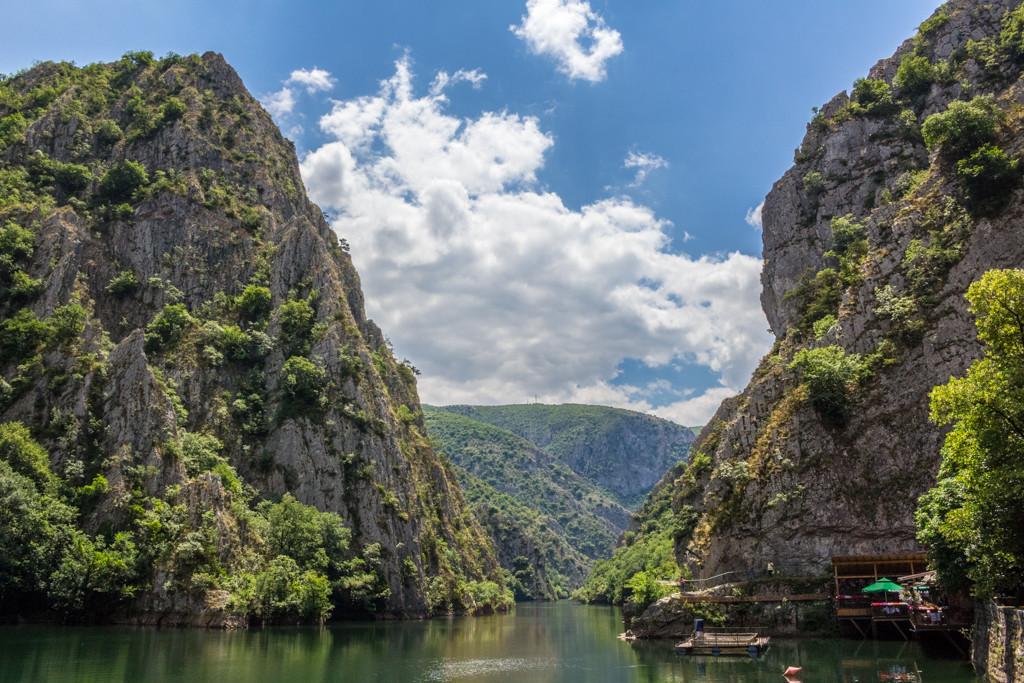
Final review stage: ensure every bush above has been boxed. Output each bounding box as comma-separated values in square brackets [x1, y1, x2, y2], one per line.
[1000, 5, 1024, 60]
[238, 285, 272, 321]
[276, 299, 315, 355]
[788, 346, 868, 427]
[98, 160, 149, 203]
[181, 431, 225, 477]
[955, 143, 1019, 211]
[0, 422, 56, 494]
[0, 309, 49, 360]
[93, 119, 123, 146]
[162, 97, 186, 121]
[144, 303, 191, 351]
[106, 270, 140, 296]
[893, 55, 937, 98]
[0, 113, 26, 150]
[0, 220, 34, 261]
[829, 214, 867, 256]
[787, 268, 843, 334]
[47, 303, 87, 348]
[850, 78, 897, 116]
[921, 97, 1002, 159]
[280, 356, 326, 406]
[53, 163, 93, 194]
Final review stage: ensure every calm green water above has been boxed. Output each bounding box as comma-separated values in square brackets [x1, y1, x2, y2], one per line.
[0, 602, 982, 682]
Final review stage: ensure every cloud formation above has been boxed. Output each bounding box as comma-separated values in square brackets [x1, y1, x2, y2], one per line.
[511, 0, 624, 82]
[625, 151, 669, 187]
[262, 67, 337, 120]
[288, 67, 337, 93]
[300, 58, 771, 426]
[745, 200, 764, 229]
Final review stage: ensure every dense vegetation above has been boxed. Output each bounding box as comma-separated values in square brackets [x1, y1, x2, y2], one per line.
[574, 461, 694, 613]
[916, 269, 1024, 600]
[433, 403, 693, 509]
[0, 52, 510, 623]
[423, 408, 630, 600]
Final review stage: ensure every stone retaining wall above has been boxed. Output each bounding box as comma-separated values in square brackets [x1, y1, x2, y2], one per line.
[973, 603, 1024, 681]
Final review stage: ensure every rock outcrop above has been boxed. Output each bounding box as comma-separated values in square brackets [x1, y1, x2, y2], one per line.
[0, 52, 501, 621]
[662, 0, 1024, 580]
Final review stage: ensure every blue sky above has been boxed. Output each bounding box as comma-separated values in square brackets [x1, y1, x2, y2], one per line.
[2, 0, 941, 425]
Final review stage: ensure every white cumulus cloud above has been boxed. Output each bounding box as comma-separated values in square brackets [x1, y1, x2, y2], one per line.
[511, 0, 624, 82]
[263, 87, 297, 119]
[262, 67, 337, 123]
[288, 67, 337, 94]
[745, 200, 764, 229]
[300, 58, 771, 425]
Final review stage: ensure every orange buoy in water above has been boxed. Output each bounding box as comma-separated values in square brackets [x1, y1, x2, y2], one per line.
[784, 666, 803, 676]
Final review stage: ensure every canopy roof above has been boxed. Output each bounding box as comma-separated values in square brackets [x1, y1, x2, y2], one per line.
[862, 578, 903, 593]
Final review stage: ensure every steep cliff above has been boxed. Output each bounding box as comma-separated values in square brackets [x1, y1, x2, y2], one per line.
[0, 52, 504, 622]
[665, 0, 1024, 580]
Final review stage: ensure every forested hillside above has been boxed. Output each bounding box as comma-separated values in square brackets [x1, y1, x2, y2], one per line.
[432, 404, 694, 509]
[424, 407, 633, 599]
[0, 52, 508, 625]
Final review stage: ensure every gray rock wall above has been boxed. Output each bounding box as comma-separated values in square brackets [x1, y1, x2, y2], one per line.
[973, 603, 1024, 681]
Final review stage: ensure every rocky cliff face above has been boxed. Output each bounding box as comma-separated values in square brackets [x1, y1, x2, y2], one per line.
[0, 52, 502, 621]
[666, 0, 1024, 580]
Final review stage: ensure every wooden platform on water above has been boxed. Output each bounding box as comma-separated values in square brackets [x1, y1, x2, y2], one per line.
[674, 628, 770, 656]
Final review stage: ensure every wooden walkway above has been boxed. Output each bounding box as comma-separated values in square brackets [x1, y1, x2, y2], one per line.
[675, 592, 828, 604]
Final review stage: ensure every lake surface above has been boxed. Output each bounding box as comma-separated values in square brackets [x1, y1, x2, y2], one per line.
[0, 602, 982, 682]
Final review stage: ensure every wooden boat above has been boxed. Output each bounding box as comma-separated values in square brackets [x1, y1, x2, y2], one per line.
[674, 627, 770, 656]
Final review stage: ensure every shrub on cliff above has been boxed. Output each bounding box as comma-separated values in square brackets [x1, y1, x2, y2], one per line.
[97, 159, 149, 203]
[788, 346, 868, 428]
[921, 97, 1003, 159]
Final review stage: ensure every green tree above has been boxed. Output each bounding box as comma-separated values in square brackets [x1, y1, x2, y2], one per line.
[0, 422, 56, 494]
[144, 303, 191, 351]
[921, 97, 1003, 159]
[850, 78, 896, 116]
[917, 269, 1024, 598]
[626, 570, 667, 615]
[98, 159, 149, 203]
[238, 285, 272, 321]
[276, 299, 314, 355]
[261, 493, 350, 574]
[955, 143, 1020, 212]
[280, 356, 325, 406]
[893, 54, 937, 98]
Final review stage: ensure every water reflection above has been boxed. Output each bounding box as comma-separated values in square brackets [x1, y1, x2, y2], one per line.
[0, 603, 983, 683]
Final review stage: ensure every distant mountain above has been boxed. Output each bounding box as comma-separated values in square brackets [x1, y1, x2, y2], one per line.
[430, 404, 695, 509]
[422, 404, 693, 599]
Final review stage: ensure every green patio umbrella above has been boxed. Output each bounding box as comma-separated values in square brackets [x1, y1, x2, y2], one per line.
[862, 578, 903, 594]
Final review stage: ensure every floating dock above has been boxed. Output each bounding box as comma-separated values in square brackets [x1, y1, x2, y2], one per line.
[674, 628, 770, 656]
